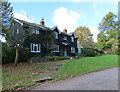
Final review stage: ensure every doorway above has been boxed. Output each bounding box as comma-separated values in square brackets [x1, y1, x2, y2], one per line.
[64, 48, 67, 56]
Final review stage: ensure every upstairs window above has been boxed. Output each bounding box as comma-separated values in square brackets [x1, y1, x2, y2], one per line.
[71, 36, 74, 42]
[54, 32, 58, 39]
[36, 30, 39, 34]
[32, 29, 36, 33]
[30, 43, 41, 53]
[53, 45, 59, 52]
[32, 29, 39, 34]
[17, 29, 19, 33]
[71, 47, 75, 53]
[63, 36, 67, 40]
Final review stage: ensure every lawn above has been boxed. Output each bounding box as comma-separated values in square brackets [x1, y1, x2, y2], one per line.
[51, 55, 118, 81]
[2, 55, 118, 91]
[2, 61, 63, 91]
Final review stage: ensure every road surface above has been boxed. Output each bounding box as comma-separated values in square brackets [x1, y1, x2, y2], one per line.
[30, 67, 118, 90]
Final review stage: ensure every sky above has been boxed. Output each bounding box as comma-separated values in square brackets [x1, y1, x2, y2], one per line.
[0, 0, 119, 42]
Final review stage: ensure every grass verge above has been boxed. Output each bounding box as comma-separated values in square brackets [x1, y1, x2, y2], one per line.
[51, 55, 118, 81]
[2, 55, 118, 91]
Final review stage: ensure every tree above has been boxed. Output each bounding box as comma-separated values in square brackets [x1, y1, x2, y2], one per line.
[1, 1, 56, 66]
[28, 32, 56, 54]
[1, 1, 13, 27]
[97, 12, 118, 53]
[106, 38, 118, 54]
[1, 1, 24, 66]
[74, 26, 95, 48]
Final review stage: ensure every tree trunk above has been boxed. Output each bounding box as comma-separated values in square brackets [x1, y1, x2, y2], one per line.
[14, 48, 19, 66]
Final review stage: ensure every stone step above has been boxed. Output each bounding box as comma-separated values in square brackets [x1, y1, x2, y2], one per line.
[48, 67, 59, 70]
[33, 77, 53, 83]
[56, 63, 62, 66]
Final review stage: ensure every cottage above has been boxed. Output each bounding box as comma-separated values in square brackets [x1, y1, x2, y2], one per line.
[10, 18, 78, 57]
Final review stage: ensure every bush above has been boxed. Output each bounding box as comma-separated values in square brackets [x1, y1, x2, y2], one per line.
[81, 48, 99, 57]
[2, 43, 15, 64]
[18, 48, 30, 62]
[44, 56, 70, 61]
[76, 53, 86, 58]
[115, 51, 120, 55]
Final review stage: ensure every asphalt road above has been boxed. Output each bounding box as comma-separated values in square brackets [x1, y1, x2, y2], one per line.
[30, 67, 118, 90]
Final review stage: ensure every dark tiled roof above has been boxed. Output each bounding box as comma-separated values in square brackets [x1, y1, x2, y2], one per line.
[51, 26, 77, 38]
[14, 18, 51, 31]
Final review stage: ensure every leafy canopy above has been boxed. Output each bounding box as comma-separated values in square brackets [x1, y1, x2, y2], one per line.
[97, 12, 118, 53]
[74, 26, 94, 48]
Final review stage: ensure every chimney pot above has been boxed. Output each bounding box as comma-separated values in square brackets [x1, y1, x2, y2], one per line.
[40, 18, 45, 26]
[63, 29, 67, 34]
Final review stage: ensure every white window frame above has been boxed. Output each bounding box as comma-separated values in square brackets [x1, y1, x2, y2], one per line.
[17, 28, 19, 33]
[71, 36, 74, 42]
[54, 32, 58, 39]
[36, 30, 39, 34]
[32, 29, 36, 33]
[32, 29, 39, 34]
[53, 45, 59, 52]
[30, 43, 41, 53]
[71, 47, 75, 53]
[63, 36, 67, 40]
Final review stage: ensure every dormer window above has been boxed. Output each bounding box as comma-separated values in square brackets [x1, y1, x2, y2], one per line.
[32, 29, 35, 33]
[63, 36, 67, 40]
[36, 30, 39, 34]
[54, 32, 58, 39]
[71, 36, 74, 42]
[32, 29, 39, 34]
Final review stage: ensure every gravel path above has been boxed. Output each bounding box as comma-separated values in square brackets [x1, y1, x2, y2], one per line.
[30, 67, 118, 90]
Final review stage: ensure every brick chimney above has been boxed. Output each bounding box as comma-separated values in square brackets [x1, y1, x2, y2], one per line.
[63, 29, 67, 34]
[40, 18, 45, 26]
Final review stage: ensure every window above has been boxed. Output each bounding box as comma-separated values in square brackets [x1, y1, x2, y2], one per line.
[32, 29, 36, 33]
[30, 43, 41, 53]
[63, 36, 67, 40]
[54, 32, 58, 39]
[36, 30, 39, 34]
[71, 36, 74, 42]
[13, 29, 14, 34]
[71, 47, 75, 53]
[53, 45, 59, 52]
[17, 29, 19, 33]
[32, 29, 39, 34]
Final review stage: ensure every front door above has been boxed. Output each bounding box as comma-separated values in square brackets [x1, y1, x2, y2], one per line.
[64, 48, 67, 56]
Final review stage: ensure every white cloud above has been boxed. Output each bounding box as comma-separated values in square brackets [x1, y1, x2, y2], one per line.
[13, 10, 34, 23]
[88, 26, 99, 42]
[112, 0, 119, 5]
[53, 7, 80, 33]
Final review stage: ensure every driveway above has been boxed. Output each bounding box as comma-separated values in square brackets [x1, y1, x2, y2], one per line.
[30, 67, 118, 90]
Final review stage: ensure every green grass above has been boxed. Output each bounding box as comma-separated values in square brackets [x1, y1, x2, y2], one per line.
[2, 61, 62, 91]
[2, 55, 118, 91]
[51, 55, 118, 81]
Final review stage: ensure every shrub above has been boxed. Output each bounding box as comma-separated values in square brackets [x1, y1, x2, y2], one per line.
[81, 48, 98, 57]
[2, 43, 15, 64]
[76, 53, 86, 58]
[115, 51, 120, 55]
[18, 48, 30, 62]
[44, 56, 54, 61]
[44, 56, 70, 61]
